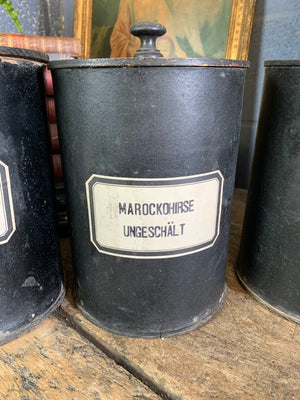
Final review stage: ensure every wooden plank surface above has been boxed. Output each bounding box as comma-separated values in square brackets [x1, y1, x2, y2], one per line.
[1, 189, 299, 400]
[58, 189, 300, 400]
[0, 315, 161, 399]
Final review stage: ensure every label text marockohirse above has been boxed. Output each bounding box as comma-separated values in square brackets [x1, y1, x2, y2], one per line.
[119, 200, 194, 216]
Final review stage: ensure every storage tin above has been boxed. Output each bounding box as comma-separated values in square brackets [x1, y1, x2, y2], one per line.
[0, 47, 65, 344]
[49, 23, 248, 337]
[236, 60, 300, 323]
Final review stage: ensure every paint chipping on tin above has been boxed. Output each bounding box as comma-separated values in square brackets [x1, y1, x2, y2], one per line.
[22, 277, 40, 288]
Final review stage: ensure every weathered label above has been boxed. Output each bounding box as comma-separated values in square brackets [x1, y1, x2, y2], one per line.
[0, 161, 15, 244]
[86, 171, 224, 259]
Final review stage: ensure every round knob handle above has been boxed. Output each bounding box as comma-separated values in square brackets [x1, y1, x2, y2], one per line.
[130, 22, 166, 58]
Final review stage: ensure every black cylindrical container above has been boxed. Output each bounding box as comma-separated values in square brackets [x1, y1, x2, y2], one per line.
[236, 60, 300, 323]
[49, 23, 248, 338]
[0, 47, 65, 345]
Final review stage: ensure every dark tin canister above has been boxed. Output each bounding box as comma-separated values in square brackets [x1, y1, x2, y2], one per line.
[236, 60, 300, 323]
[49, 23, 248, 338]
[0, 47, 65, 345]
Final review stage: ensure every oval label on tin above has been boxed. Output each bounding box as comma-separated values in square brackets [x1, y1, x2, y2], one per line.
[0, 161, 16, 244]
[86, 171, 224, 259]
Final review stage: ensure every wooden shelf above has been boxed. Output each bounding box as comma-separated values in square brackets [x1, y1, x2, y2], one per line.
[0, 189, 299, 399]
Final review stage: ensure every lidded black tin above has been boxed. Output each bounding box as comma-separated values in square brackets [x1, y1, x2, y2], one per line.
[49, 23, 248, 338]
[0, 47, 65, 345]
[236, 60, 300, 323]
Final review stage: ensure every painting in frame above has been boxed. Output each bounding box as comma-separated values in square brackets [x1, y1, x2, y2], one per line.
[73, 0, 256, 60]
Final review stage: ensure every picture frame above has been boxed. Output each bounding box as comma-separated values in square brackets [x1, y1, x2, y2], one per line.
[73, 0, 256, 60]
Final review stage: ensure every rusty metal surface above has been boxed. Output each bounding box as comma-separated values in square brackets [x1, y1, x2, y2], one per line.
[264, 60, 300, 67]
[0, 46, 48, 63]
[49, 57, 249, 70]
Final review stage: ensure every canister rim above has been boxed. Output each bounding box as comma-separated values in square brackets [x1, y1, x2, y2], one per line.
[264, 60, 300, 67]
[49, 57, 249, 70]
[0, 46, 48, 63]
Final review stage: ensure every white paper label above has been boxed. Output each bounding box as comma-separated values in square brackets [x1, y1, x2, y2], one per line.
[0, 161, 16, 244]
[86, 171, 224, 259]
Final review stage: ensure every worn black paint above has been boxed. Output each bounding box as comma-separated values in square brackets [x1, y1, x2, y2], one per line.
[0, 47, 65, 345]
[49, 24, 248, 338]
[236, 60, 300, 323]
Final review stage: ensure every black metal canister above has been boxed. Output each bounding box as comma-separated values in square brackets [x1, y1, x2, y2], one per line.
[0, 47, 65, 345]
[236, 60, 300, 323]
[49, 23, 248, 338]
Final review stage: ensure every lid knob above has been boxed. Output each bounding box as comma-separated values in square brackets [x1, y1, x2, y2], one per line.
[130, 22, 166, 58]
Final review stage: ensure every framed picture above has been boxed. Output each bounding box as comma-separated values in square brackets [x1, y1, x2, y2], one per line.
[73, 0, 256, 60]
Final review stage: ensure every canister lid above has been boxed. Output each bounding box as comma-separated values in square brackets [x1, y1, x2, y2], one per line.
[0, 46, 48, 63]
[265, 60, 300, 67]
[49, 22, 249, 70]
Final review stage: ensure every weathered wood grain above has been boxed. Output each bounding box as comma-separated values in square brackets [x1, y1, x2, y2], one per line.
[0, 316, 161, 400]
[59, 189, 300, 400]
